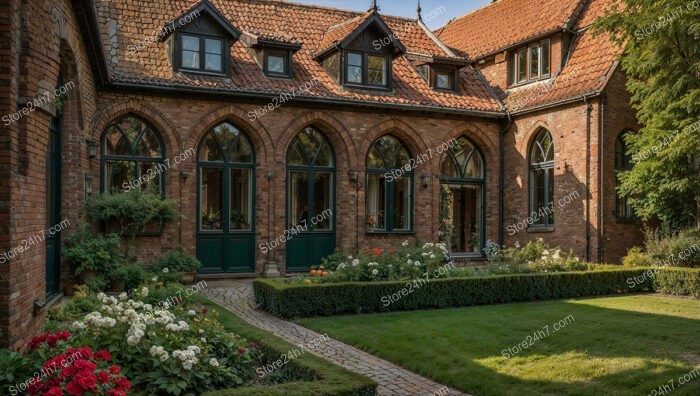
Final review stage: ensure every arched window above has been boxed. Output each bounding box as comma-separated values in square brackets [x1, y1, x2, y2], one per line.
[615, 130, 636, 221]
[366, 135, 412, 232]
[439, 137, 485, 254]
[198, 122, 254, 232]
[529, 129, 554, 227]
[102, 115, 165, 194]
[286, 127, 335, 232]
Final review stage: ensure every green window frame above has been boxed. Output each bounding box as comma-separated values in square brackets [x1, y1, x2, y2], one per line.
[615, 130, 638, 222]
[529, 129, 555, 227]
[101, 115, 166, 195]
[366, 135, 413, 233]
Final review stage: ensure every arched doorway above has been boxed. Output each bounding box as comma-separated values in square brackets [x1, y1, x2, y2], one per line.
[197, 122, 256, 273]
[285, 126, 336, 272]
[439, 137, 486, 255]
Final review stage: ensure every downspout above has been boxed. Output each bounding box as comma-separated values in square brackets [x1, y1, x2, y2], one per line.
[599, 95, 606, 263]
[499, 112, 513, 246]
[583, 95, 591, 262]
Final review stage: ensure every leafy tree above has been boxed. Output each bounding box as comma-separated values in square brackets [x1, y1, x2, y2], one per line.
[595, 0, 699, 229]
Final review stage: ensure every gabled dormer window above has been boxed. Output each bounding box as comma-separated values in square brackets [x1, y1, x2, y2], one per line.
[345, 51, 389, 87]
[410, 59, 461, 92]
[159, 0, 240, 77]
[180, 34, 224, 73]
[512, 39, 550, 85]
[436, 68, 455, 91]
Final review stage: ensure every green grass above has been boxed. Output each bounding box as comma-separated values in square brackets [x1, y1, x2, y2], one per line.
[298, 295, 700, 396]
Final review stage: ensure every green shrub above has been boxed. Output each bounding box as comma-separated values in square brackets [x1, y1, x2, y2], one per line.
[255, 269, 658, 319]
[149, 250, 202, 273]
[84, 275, 109, 292]
[0, 348, 33, 394]
[622, 246, 653, 267]
[113, 263, 147, 291]
[64, 223, 123, 277]
[87, 189, 180, 237]
[654, 268, 700, 298]
[645, 228, 700, 267]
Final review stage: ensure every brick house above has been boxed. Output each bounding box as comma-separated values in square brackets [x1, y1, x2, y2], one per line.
[0, 0, 642, 350]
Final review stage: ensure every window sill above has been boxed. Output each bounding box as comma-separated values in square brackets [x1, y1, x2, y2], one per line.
[527, 226, 555, 233]
[508, 75, 551, 89]
[342, 84, 393, 93]
[366, 230, 415, 235]
[177, 69, 230, 78]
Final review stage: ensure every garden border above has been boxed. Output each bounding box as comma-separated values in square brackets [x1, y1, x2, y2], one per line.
[197, 296, 378, 396]
[254, 268, 700, 318]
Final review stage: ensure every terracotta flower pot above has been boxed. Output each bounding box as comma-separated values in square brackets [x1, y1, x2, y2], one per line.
[64, 283, 74, 297]
[181, 271, 196, 285]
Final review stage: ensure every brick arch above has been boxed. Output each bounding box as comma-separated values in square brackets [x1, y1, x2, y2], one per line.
[435, 124, 498, 175]
[518, 120, 558, 154]
[93, 100, 182, 157]
[359, 118, 430, 167]
[276, 111, 356, 168]
[186, 105, 273, 165]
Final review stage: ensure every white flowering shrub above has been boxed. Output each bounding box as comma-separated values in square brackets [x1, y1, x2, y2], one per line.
[485, 239, 587, 274]
[69, 285, 260, 395]
[309, 241, 452, 283]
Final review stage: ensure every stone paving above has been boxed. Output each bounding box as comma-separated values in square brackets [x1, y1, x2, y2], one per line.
[201, 279, 465, 396]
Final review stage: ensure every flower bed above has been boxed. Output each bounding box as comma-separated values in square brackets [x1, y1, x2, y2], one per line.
[253, 268, 700, 319]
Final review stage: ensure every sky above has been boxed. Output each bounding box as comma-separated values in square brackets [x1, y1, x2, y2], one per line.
[284, 0, 493, 30]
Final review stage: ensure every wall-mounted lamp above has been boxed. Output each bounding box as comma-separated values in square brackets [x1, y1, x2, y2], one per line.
[349, 170, 359, 182]
[86, 140, 98, 158]
[266, 170, 274, 180]
[180, 171, 190, 181]
[84, 174, 93, 201]
[421, 174, 431, 188]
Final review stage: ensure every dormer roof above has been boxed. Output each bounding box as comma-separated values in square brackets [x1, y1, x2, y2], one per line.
[315, 10, 406, 60]
[158, 0, 240, 42]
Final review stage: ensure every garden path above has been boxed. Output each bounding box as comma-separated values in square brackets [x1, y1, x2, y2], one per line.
[201, 279, 465, 396]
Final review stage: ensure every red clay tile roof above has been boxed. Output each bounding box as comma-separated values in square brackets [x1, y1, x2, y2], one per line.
[317, 12, 371, 56]
[436, 0, 584, 59]
[95, 0, 502, 114]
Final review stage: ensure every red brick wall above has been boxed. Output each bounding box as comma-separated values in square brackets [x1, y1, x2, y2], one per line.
[600, 68, 644, 263]
[502, 100, 601, 260]
[93, 93, 503, 274]
[0, 0, 96, 350]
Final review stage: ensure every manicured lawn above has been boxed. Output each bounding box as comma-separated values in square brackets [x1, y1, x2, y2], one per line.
[298, 295, 700, 396]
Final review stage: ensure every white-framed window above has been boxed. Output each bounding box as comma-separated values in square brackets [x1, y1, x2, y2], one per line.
[514, 39, 550, 84]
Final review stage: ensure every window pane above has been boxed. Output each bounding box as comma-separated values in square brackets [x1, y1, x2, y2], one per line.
[230, 134, 253, 164]
[440, 156, 459, 178]
[530, 45, 540, 79]
[367, 55, 386, 85]
[541, 40, 550, 75]
[517, 50, 527, 82]
[289, 171, 309, 229]
[200, 168, 223, 231]
[182, 50, 199, 69]
[547, 167, 554, 224]
[392, 176, 411, 230]
[139, 162, 163, 195]
[437, 71, 452, 89]
[348, 52, 362, 67]
[347, 66, 362, 83]
[313, 173, 333, 231]
[267, 55, 286, 74]
[465, 152, 483, 178]
[531, 168, 546, 225]
[366, 173, 386, 231]
[416, 64, 429, 81]
[205, 54, 222, 72]
[135, 129, 163, 158]
[105, 161, 135, 193]
[182, 35, 199, 51]
[104, 127, 132, 156]
[199, 133, 224, 162]
[205, 38, 222, 55]
[230, 169, 252, 231]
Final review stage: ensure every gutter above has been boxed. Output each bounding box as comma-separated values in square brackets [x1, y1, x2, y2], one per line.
[110, 81, 506, 118]
[509, 91, 601, 116]
[599, 94, 606, 263]
[583, 95, 592, 262]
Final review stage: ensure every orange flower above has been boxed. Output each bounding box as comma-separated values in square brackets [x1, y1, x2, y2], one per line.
[372, 248, 384, 257]
[388, 249, 396, 254]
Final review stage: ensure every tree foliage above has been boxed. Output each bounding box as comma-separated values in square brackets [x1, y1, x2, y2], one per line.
[595, 0, 700, 229]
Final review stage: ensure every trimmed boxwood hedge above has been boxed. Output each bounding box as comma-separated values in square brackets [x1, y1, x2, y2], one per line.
[195, 296, 377, 396]
[252, 269, 697, 319]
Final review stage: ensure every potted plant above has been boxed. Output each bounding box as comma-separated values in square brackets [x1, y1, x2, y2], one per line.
[86, 190, 180, 238]
[231, 210, 247, 230]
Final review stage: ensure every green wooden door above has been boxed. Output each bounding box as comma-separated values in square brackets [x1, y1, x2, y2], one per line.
[285, 127, 336, 272]
[196, 123, 255, 273]
[46, 117, 62, 298]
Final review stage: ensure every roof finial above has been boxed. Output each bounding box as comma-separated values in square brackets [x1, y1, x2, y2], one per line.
[417, 0, 422, 20]
[371, 0, 378, 12]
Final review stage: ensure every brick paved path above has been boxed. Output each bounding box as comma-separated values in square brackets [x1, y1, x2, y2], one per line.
[201, 279, 465, 396]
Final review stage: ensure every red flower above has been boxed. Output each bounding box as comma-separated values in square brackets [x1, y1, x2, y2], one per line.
[237, 347, 246, 354]
[46, 387, 64, 396]
[94, 350, 111, 362]
[108, 366, 121, 376]
[65, 381, 84, 396]
[115, 377, 131, 390]
[108, 390, 127, 396]
[28, 331, 71, 350]
[248, 341, 257, 348]
[96, 370, 110, 384]
[201, 307, 208, 314]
